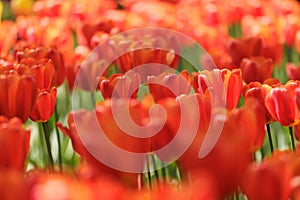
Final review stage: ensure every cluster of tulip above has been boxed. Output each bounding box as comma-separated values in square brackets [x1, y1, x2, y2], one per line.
[1, 0, 300, 199]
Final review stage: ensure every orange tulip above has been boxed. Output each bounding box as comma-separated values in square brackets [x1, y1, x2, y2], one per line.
[242, 158, 291, 200]
[0, 170, 30, 200]
[152, 93, 210, 154]
[81, 20, 114, 47]
[240, 56, 273, 83]
[95, 99, 151, 153]
[75, 58, 109, 91]
[244, 82, 273, 122]
[18, 58, 56, 90]
[57, 99, 151, 186]
[232, 97, 266, 151]
[0, 116, 30, 171]
[179, 104, 252, 197]
[284, 15, 300, 47]
[148, 70, 191, 101]
[0, 21, 18, 57]
[64, 45, 90, 90]
[110, 33, 180, 73]
[296, 30, 300, 55]
[29, 88, 57, 122]
[98, 72, 140, 99]
[29, 173, 91, 200]
[0, 66, 37, 122]
[16, 47, 65, 86]
[193, 69, 242, 110]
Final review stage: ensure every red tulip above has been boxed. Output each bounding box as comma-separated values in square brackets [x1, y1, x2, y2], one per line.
[240, 56, 273, 83]
[29, 88, 57, 122]
[0, 116, 30, 171]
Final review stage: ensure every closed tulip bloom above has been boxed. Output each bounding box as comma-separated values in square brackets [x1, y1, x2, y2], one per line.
[15, 47, 65, 86]
[0, 116, 30, 171]
[240, 56, 273, 83]
[29, 88, 57, 122]
[110, 33, 180, 73]
[265, 87, 296, 126]
[0, 67, 37, 122]
[19, 58, 56, 90]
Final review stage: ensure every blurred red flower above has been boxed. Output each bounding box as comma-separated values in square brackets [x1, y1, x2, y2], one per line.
[242, 157, 292, 200]
[240, 56, 273, 83]
[0, 116, 30, 171]
[287, 63, 300, 81]
[227, 37, 262, 67]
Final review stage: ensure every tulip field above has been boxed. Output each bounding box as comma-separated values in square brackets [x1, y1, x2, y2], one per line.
[2, 0, 300, 199]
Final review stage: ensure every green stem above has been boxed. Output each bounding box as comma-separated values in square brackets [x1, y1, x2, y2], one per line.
[146, 157, 152, 190]
[91, 91, 95, 107]
[160, 160, 167, 182]
[176, 161, 184, 182]
[289, 126, 296, 151]
[54, 105, 63, 172]
[42, 122, 54, 169]
[285, 44, 292, 62]
[38, 123, 47, 167]
[151, 155, 160, 183]
[266, 124, 274, 153]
